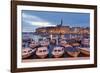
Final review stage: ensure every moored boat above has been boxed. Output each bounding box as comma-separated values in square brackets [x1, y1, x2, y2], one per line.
[79, 48, 90, 56]
[22, 48, 35, 59]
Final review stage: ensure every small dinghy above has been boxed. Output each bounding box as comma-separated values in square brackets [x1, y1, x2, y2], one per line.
[65, 44, 80, 57]
[40, 40, 50, 47]
[52, 46, 64, 58]
[36, 46, 49, 59]
[29, 41, 39, 49]
[80, 38, 90, 56]
[80, 48, 90, 56]
[22, 48, 35, 59]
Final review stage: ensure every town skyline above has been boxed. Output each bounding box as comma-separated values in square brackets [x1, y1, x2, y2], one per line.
[22, 10, 90, 32]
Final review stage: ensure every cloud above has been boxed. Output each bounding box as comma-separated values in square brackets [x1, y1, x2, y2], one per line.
[22, 13, 44, 22]
[22, 13, 56, 32]
[31, 21, 56, 27]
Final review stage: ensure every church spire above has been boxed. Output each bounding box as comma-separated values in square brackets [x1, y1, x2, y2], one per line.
[57, 19, 63, 27]
[60, 19, 63, 26]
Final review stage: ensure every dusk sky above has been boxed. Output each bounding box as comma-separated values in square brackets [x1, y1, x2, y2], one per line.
[22, 10, 90, 32]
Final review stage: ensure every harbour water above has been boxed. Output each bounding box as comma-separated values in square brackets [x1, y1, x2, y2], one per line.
[22, 32, 90, 59]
